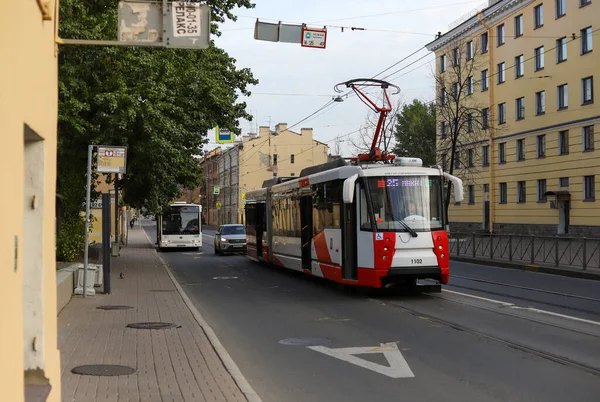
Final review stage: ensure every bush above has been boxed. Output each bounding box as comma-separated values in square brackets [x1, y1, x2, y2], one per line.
[56, 217, 86, 262]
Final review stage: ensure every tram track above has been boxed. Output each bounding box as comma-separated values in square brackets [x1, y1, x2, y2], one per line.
[370, 296, 600, 378]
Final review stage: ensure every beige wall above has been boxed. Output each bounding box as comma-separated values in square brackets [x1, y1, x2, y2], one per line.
[430, 0, 599, 233]
[0, 1, 61, 401]
[238, 123, 329, 220]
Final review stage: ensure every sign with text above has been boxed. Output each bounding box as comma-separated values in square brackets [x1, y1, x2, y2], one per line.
[301, 26, 327, 49]
[172, 2, 201, 37]
[97, 146, 127, 174]
[216, 125, 234, 143]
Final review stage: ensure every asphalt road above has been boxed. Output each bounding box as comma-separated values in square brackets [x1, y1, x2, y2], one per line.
[144, 222, 600, 402]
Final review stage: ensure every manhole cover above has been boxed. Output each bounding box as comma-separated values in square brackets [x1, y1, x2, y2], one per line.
[96, 305, 134, 310]
[278, 337, 331, 346]
[71, 364, 136, 376]
[126, 322, 180, 330]
[150, 289, 175, 292]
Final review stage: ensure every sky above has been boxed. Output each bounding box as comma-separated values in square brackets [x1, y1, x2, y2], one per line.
[205, 0, 488, 156]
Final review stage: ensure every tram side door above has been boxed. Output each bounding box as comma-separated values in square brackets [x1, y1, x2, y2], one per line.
[256, 203, 264, 257]
[342, 190, 358, 280]
[300, 196, 313, 271]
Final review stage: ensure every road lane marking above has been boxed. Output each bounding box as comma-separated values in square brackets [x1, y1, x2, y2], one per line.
[308, 342, 415, 379]
[441, 289, 600, 327]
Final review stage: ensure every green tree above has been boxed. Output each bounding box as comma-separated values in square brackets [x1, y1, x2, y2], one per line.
[393, 99, 437, 166]
[57, 0, 258, 222]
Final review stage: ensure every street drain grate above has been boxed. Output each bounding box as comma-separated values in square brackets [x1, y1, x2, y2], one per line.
[71, 364, 136, 376]
[127, 322, 180, 330]
[150, 289, 175, 293]
[96, 305, 134, 310]
[278, 337, 331, 346]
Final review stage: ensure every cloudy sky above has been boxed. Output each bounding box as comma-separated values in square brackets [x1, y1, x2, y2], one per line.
[206, 0, 487, 156]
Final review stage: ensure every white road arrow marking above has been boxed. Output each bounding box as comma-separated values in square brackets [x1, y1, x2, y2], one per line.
[308, 342, 415, 378]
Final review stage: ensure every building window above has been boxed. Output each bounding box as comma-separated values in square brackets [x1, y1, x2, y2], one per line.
[556, 37, 567, 62]
[584, 175, 596, 200]
[452, 82, 459, 100]
[291, 154, 295, 163]
[559, 130, 569, 155]
[581, 26, 593, 54]
[467, 185, 475, 204]
[583, 125, 595, 151]
[467, 148, 474, 166]
[481, 32, 489, 53]
[482, 108, 489, 128]
[483, 183, 490, 193]
[466, 76, 474, 95]
[454, 151, 460, 169]
[440, 54, 446, 73]
[555, 0, 566, 18]
[440, 88, 447, 105]
[466, 40, 473, 60]
[517, 139, 525, 161]
[498, 102, 506, 124]
[453, 47, 460, 66]
[499, 183, 508, 204]
[582, 76, 594, 104]
[440, 121, 447, 138]
[537, 179, 547, 202]
[581, 0, 592, 6]
[482, 145, 489, 166]
[559, 177, 569, 187]
[273, 154, 278, 165]
[516, 97, 525, 120]
[515, 55, 524, 78]
[536, 90, 546, 115]
[515, 14, 524, 37]
[499, 142, 506, 163]
[467, 113, 474, 132]
[497, 24, 505, 46]
[441, 153, 447, 170]
[517, 181, 527, 203]
[534, 4, 544, 28]
[481, 69, 489, 91]
[534, 46, 545, 71]
[497, 62, 506, 83]
[537, 134, 546, 157]
[557, 83, 568, 109]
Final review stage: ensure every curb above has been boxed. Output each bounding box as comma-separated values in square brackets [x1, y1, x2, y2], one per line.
[141, 229, 263, 402]
[451, 256, 600, 281]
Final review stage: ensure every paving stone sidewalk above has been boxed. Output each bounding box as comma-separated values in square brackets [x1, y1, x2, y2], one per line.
[58, 228, 247, 402]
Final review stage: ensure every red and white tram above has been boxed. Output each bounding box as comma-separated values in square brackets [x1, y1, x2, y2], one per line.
[244, 157, 463, 288]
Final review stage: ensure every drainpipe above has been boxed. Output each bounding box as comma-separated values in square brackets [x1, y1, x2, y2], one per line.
[478, 11, 495, 234]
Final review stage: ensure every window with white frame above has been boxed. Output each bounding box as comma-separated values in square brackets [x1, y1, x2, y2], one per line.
[556, 37, 567, 62]
[466, 76, 474, 95]
[580, 0, 591, 6]
[516, 97, 525, 120]
[481, 32, 489, 53]
[466, 40, 473, 60]
[556, 0, 566, 18]
[467, 113, 474, 132]
[517, 181, 526, 203]
[497, 24, 505, 46]
[481, 69, 489, 91]
[468, 185, 475, 204]
[482, 108, 489, 128]
[537, 179, 547, 201]
[536, 90, 546, 114]
[537, 134, 546, 157]
[515, 55, 524, 78]
[534, 4, 544, 28]
[515, 14, 524, 37]
[440, 88, 447, 105]
[440, 121, 447, 138]
[452, 82, 459, 100]
[499, 183, 508, 204]
[557, 83, 568, 109]
[517, 139, 525, 161]
[497, 62, 506, 83]
[499, 142, 506, 163]
[482, 145, 489, 166]
[498, 102, 506, 124]
[453, 47, 460, 66]
[581, 26, 593, 54]
[439, 54, 446, 73]
[584, 175, 595, 200]
[534, 46, 545, 70]
[583, 125, 595, 151]
[559, 130, 569, 155]
[582, 76, 594, 104]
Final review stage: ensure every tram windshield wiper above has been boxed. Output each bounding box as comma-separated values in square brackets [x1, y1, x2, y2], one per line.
[387, 214, 418, 237]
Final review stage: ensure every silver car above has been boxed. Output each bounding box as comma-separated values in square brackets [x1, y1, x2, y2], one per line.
[214, 224, 247, 255]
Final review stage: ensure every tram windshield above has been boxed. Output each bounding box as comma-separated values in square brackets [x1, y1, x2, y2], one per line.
[360, 176, 444, 232]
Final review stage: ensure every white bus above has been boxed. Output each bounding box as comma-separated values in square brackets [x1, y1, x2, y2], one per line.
[157, 202, 202, 250]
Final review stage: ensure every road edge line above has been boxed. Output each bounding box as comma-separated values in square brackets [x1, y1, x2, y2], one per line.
[142, 228, 263, 402]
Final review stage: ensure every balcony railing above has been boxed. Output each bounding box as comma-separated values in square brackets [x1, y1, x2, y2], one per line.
[449, 232, 600, 271]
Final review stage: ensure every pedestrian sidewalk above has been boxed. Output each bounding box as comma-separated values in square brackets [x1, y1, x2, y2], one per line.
[58, 228, 250, 402]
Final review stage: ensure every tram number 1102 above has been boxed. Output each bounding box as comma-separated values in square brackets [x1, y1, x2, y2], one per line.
[411, 258, 423, 264]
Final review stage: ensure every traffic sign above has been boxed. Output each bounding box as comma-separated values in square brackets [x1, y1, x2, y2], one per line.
[301, 26, 327, 49]
[216, 125, 234, 143]
[215, 201, 223, 209]
[97, 146, 127, 174]
[213, 186, 220, 195]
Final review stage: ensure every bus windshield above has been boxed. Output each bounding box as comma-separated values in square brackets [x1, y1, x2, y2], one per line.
[161, 206, 200, 235]
[360, 176, 444, 232]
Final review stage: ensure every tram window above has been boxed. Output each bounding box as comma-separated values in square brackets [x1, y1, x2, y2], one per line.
[312, 180, 343, 234]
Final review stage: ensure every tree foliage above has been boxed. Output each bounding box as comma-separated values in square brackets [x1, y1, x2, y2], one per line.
[57, 0, 258, 219]
[394, 99, 436, 166]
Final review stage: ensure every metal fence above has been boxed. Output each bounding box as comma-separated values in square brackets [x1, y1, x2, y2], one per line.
[449, 232, 600, 271]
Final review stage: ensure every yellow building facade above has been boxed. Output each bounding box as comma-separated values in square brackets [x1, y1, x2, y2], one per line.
[0, 1, 62, 401]
[428, 0, 598, 236]
[238, 123, 329, 222]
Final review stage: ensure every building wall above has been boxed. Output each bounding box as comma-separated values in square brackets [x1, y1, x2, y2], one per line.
[0, 1, 61, 401]
[429, 0, 599, 236]
[216, 146, 240, 225]
[199, 147, 221, 226]
[238, 123, 329, 222]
